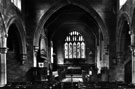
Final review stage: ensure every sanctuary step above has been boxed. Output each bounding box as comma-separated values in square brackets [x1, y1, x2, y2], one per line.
[62, 77, 83, 82]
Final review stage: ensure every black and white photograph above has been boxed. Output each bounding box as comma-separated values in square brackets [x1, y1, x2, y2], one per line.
[0, 0, 134, 89]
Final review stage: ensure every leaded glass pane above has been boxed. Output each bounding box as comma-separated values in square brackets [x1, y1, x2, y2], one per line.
[73, 42, 76, 58]
[81, 42, 85, 58]
[73, 36, 75, 41]
[69, 42, 72, 58]
[65, 42, 68, 59]
[79, 36, 81, 41]
[76, 32, 78, 35]
[69, 36, 71, 41]
[77, 42, 80, 58]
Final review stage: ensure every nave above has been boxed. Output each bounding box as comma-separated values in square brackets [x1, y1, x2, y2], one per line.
[0, 0, 135, 89]
[2, 65, 135, 89]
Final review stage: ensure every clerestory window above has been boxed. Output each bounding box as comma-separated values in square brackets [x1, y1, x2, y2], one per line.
[11, 0, 21, 11]
[119, 0, 127, 9]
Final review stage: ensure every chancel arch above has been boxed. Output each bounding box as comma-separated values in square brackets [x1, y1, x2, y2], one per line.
[34, 0, 109, 82]
[34, 0, 109, 47]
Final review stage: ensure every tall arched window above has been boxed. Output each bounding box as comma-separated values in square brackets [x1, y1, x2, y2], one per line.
[64, 31, 85, 59]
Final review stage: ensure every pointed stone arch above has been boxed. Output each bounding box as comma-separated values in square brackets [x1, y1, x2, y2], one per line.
[34, 0, 109, 47]
[116, 13, 131, 61]
[0, 13, 6, 47]
[6, 16, 27, 63]
[5, 16, 27, 82]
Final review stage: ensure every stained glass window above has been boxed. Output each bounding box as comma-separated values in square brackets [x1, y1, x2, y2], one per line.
[64, 31, 85, 59]
[81, 42, 85, 58]
[119, 0, 127, 9]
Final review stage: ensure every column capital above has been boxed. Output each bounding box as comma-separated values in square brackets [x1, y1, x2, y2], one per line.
[0, 47, 8, 54]
[33, 46, 39, 52]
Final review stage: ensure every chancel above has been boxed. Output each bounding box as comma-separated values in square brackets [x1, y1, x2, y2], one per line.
[0, 0, 135, 89]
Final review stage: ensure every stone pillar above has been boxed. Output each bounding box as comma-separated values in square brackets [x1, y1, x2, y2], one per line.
[0, 34, 8, 87]
[130, 45, 135, 84]
[0, 14, 7, 87]
[130, 31, 135, 84]
[33, 46, 39, 67]
[0, 47, 8, 87]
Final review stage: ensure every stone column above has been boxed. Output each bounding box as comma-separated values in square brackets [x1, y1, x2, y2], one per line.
[0, 34, 8, 87]
[130, 31, 135, 84]
[33, 46, 39, 67]
[130, 45, 135, 84]
[0, 47, 8, 87]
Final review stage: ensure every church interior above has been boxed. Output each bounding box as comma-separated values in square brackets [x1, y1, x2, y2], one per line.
[0, 0, 135, 89]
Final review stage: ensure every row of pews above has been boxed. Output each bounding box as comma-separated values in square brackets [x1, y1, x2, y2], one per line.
[51, 81, 135, 89]
[79, 81, 135, 89]
[2, 81, 135, 89]
[3, 81, 49, 89]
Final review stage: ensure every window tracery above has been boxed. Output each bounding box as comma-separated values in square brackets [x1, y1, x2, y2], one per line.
[64, 31, 85, 59]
